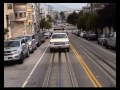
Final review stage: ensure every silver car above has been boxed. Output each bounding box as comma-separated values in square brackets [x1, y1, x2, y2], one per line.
[22, 35, 37, 53]
[105, 32, 116, 49]
[4, 38, 29, 64]
[98, 34, 107, 46]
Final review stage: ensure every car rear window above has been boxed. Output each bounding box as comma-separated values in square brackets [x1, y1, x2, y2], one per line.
[52, 34, 67, 39]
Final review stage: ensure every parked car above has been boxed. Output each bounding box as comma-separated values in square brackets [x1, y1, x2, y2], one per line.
[75, 30, 81, 36]
[84, 31, 97, 40]
[98, 34, 108, 46]
[37, 32, 46, 43]
[71, 30, 79, 35]
[71, 30, 76, 34]
[21, 34, 37, 53]
[42, 31, 51, 39]
[49, 33, 70, 52]
[80, 31, 86, 38]
[4, 38, 29, 64]
[34, 33, 41, 47]
[105, 32, 116, 49]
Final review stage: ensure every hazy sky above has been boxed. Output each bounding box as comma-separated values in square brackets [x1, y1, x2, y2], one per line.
[40, 3, 87, 11]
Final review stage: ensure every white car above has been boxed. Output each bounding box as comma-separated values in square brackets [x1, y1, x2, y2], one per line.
[80, 31, 86, 37]
[49, 33, 70, 52]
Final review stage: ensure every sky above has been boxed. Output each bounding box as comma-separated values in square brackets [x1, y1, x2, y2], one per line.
[40, 3, 87, 12]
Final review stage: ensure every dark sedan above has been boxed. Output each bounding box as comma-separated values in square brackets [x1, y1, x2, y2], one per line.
[84, 32, 97, 40]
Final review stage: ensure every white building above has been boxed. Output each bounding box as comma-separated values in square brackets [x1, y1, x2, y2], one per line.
[40, 7, 48, 21]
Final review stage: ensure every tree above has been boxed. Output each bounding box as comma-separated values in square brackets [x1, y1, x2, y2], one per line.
[85, 14, 97, 31]
[77, 15, 86, 30]
[96, 3, 116, 30]
[40, 18, 46, 30]
[45, 21, 52, 30]
[67, 11, 78, 26]
[4, 28, 9, 35]
[60, 11, 65, 20]
[47, 15, 52, 22]
[40, 18, 52, 30]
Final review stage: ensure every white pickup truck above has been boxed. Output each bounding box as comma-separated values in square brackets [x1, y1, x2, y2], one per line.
[49, 33, 70, 52]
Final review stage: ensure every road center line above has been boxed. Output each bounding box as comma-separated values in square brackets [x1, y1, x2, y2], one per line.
[70, 44, 102, 87]
[22, 44, 50, 87]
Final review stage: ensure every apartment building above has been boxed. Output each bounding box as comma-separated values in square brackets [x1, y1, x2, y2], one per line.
[31, 3, 41, 33]
[12, 3, 27, 37]
[26, 3, 33, 34]
[4, 3, 14, 39]
[40, 8, 48, 21]
[4, 3, 41, 39]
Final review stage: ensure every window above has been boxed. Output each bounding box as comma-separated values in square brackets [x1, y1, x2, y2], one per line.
[52, 34, 67, 39]
[15, 12, 17, 18]
[19, 12, 22, 17]
[23, 12, 26, 17]
[7, 3, 12, 9]
[21, 39, 26, 45]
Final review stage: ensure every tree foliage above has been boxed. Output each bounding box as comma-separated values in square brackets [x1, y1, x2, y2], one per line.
[96, 3, 116, 30]
[60, 11, 65, 20]
[47, 15, 52, 22]
[67, 11, 78, 26]
[40, 18, 52, 30]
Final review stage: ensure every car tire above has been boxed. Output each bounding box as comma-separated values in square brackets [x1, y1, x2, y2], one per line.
[105, 42, 108, 49]
[18, 53, 24, 64]
[98, 41, 100, 44]
[37, 43, 39, 47]
[31, 49, 34, 53]
[50, 48, 53, 52]
[88, 37, 90, 41]
[35, 45, 37, 50]
[101, 42, 104, 46]
[67, 48, 69, 52]
[26, 50, 30, 57]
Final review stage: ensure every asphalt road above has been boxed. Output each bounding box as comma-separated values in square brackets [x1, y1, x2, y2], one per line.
[4, 26, 116, 87]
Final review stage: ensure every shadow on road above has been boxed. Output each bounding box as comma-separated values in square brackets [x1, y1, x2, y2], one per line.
[4, 61, 19, 67]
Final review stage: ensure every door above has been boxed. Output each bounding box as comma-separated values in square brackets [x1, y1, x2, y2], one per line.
[21, 39, 27, 55]
[32, 35, 36, 49]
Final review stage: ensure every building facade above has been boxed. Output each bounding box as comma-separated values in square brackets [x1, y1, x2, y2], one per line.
[4, 3, 14, 39]
[12, 3, 27, 37]
[4, 3, 41, 39]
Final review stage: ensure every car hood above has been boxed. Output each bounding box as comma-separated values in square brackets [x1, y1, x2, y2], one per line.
[50, 38, 69, 42]
[4, 47, 20, 51]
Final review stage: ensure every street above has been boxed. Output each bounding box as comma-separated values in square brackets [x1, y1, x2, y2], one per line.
[4, 27, 116, 87]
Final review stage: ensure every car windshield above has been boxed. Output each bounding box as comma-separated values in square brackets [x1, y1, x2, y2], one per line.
[4, 41, 20, 47]
[52, 34, 67, 39]
[24, 36, 31, 41]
